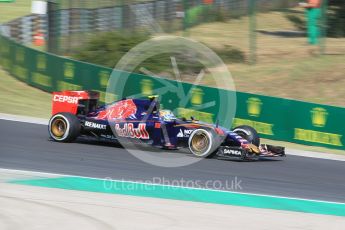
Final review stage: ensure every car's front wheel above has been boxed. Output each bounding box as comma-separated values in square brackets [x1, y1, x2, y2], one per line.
[233, 125, 260, 147]
[48, 113, 80, 142]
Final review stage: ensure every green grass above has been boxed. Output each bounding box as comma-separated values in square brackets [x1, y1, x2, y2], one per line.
[0, 0, 31, 23]
[0, 1, 49, 118]
[0, 67, 51, 118]
[230, 55, 345, 106]
[181, 9, 345, 107]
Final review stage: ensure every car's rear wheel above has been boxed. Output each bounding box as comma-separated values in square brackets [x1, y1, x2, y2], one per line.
[49, 113, 80, 142]
[188, 129, 220, 158]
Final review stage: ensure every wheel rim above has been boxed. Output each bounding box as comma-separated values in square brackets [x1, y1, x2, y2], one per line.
[191, 132, 209, 156]
[51, 118, 67, 138]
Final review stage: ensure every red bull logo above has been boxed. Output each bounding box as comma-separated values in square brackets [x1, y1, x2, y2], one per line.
[115, 123, 149, 139]
[97, 99, 137, 120]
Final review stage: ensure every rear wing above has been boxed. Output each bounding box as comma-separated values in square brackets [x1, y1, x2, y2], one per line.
[52, 91, 99, 115]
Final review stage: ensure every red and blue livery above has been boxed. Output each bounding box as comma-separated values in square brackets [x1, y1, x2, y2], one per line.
[48, 90, 285, 161]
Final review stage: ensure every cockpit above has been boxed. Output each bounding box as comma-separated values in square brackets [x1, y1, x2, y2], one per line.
[159, 109, 177, 121]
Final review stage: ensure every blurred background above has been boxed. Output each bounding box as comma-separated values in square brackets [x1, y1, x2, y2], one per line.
[1, 0, 344, 107]
[0, 0, 344, 107]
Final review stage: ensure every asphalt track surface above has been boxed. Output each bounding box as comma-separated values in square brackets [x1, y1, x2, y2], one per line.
[1, 119, 345, 203]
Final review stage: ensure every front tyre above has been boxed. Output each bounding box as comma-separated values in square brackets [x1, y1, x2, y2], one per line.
[48, 113, 80, 142]
[233, 125, 260, 147]
[188, 129, 219, 158]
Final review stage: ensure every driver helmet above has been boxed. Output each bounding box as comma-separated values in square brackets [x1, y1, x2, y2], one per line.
[159, 109, 176, 121]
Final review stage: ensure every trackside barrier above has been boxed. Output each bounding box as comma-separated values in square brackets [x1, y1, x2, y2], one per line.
[0, 34, 344, 150]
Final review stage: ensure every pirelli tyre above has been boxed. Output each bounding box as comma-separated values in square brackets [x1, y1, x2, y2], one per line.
[188, 129, 221, 158]
[233, 125, 260, 147]
[48, 113, 81, 142]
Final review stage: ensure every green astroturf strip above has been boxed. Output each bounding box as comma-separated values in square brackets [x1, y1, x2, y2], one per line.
[9, 177, 345, 217]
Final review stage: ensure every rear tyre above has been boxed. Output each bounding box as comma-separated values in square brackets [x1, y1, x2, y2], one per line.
[188, 129, 220, 158]
[233, 125, 260, 147]
[48, 113, 80, 142]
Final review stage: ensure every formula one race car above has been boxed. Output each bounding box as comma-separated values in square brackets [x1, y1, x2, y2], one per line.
[48, 91, 285, 161]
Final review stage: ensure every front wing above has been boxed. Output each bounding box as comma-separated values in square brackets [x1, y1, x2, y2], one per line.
[217, 144, 285, 160]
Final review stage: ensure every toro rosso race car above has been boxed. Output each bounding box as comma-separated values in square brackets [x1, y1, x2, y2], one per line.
[48, 91, 285, 161]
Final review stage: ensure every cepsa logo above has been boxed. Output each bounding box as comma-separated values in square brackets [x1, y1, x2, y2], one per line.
[53, 95, 79, 104]
[115, 123, 149, 139]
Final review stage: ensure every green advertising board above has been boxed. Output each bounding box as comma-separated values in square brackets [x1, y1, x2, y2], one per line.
[0, 34, 344, 150]
[233, 92, 345, 149]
